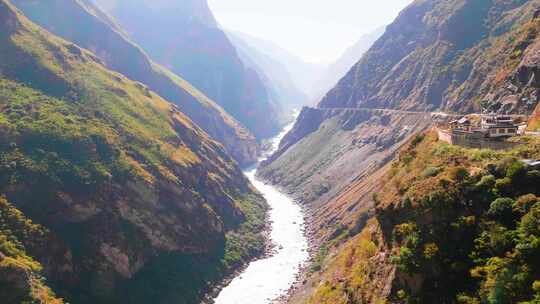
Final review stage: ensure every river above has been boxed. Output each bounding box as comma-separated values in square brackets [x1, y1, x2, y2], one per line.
[213, 118, 309, 304]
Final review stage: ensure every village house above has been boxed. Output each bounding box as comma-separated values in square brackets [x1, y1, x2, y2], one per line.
[446, 115, 519, 138]
[480, 115, 519, 138]
[437, 114, 522, 149]
[449, 117, 473, 132]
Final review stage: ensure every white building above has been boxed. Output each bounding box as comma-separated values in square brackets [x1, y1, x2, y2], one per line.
[481, 115, 518, 138]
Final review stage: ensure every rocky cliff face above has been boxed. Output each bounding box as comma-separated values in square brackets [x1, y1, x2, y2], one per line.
[261, 0, 540, 224]
[259, 107, 432, 210]
[483, 13, 540, 116]
[0, 1, 267, 303]
[11, 0, 258, 167]
[523, 32, 540, 130]
[261, 1, 540, 303]
[320, 0, 539, 114]
[92, 0, 283, 138]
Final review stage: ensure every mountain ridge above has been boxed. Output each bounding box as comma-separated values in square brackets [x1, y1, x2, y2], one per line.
[0, 1, 267, 303]
[261, 1, 540, 302]
[313, 26, 385, 102]
[11, 0, 259, 166]
[319, 0, 539, 114]
[93, 0, 283, 138]
[227, 31, 308, 114]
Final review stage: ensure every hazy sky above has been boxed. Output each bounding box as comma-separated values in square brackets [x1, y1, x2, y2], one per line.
[208, 0, 413, 64]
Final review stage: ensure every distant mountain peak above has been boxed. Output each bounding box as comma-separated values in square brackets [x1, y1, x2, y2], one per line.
[226, 30, 326, 103]
[92, 0, 283, 138]
[313, 26, 385, 102]
[12, 0, 259, 165]
[319, 0, 540, 114]
[0, 0, 22, 32]
[0, 1, 267, 303]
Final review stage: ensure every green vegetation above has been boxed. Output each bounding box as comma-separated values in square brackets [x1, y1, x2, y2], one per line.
[309, 244, 329, 273]
[297, 130, 540, 304]
[377, 132, 540, 303]
[10, 0, 258, 166]
[223, 193, 268, 268]
[0, 2, 268, 304]
[0, 196, 64, 304]
[0, 78, 135, 197]
[306, 219, 385, 304]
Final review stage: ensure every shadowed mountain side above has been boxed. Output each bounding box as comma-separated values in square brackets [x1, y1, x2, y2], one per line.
[0, 1, 267, 303]
[11, 0, 258, 166]
[93, 0, 283, 139]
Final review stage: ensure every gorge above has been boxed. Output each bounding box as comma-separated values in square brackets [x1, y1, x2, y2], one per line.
[214, 117, 309, 304]
[1, 0, 540, 304]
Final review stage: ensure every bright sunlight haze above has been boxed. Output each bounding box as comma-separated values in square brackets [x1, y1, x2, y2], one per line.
[208, 0, 413, 64]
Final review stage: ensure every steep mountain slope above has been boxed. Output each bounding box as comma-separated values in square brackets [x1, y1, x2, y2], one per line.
[295, 132, 540, 304]
[320, 0, 539, 114]
[227, 31, 308, 113]
[261, 1, 540, 303]
[529, 101, 540, 131]
[313, 26, 385, 101]
[261, 0, 540, 211]
[92, 0, 282, 138]
[260, 108, 433, 209]
[0, 2, 266, 303]
[11, 0, 258, 166]
[0, 196, 64, 304]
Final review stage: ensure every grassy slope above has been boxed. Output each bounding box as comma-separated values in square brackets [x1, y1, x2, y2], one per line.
[0, 1, 267, 303]
[0, 196, 64, 304]
[305, 131, 540, 303]
[10, 0, 257, 166]
[93, 0, 283, 138]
